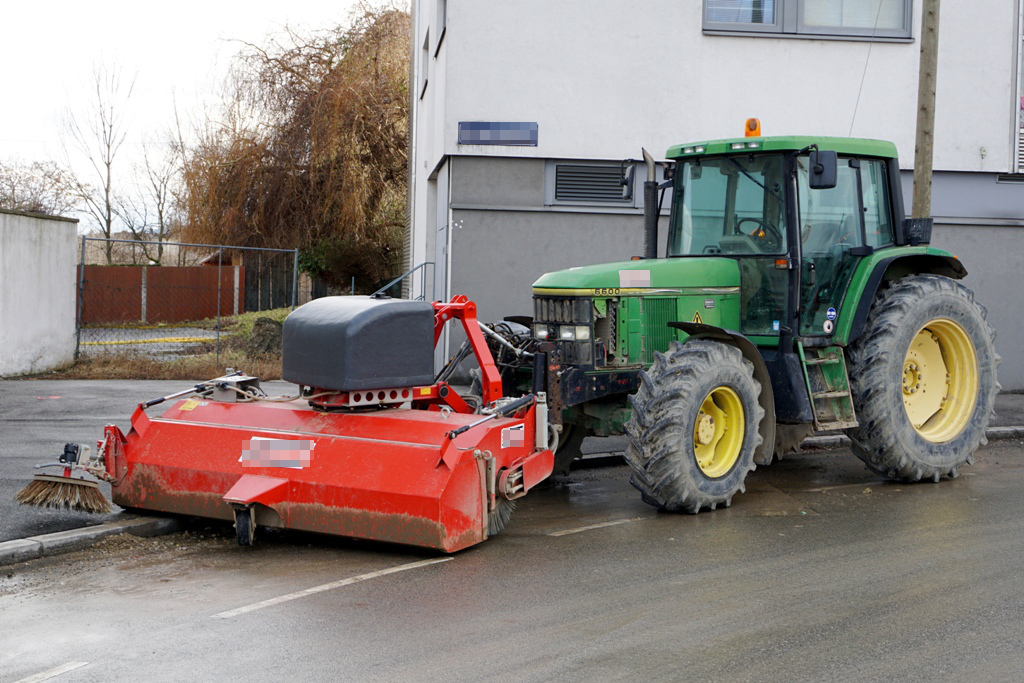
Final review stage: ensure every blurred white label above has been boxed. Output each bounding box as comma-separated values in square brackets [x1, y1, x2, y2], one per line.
[501, 425, 525, 448]
[619, 270, 650, 288]
[240, 437, 314, 469]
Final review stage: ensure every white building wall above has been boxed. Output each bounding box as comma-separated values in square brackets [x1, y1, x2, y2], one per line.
[0, 210, 78, 376]
[409, 1, 1024, 387]
[431, 0, 1017, 171]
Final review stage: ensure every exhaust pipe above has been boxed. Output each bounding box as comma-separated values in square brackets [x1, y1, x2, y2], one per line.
[642, 148, 658, 259]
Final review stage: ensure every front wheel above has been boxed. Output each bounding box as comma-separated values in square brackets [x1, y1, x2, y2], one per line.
[845, 275, 999, 481]
[625, 340, 764, 513]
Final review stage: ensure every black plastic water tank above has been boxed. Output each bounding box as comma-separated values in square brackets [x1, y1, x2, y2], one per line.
[282, 296, 435, 391]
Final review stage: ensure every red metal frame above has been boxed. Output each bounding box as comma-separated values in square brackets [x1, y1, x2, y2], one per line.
[307, 295, 503, 412]
[431, 295, 503, 405]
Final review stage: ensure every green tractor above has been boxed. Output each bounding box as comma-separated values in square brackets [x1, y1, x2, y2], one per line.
[515, 131, 999, 513]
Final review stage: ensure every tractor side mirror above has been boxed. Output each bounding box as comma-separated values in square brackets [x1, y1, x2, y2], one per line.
[620, 163, 635, 200]
[809, 150, 838, 189]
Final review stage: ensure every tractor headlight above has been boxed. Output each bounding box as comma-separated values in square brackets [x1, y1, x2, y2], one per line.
[533, 324, 550, 340]
[558, 325, 591, 341]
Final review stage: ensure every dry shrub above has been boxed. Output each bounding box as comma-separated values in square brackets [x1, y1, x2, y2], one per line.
[61, 350, 283, 381]
[178, 4, 410, 290]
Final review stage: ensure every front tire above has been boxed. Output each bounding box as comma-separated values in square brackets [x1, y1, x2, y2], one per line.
[845, 275, 999, 481]
[625, 340, 764, 513]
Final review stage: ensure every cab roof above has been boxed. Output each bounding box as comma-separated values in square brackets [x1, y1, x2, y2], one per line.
[666, 136, 898, 160]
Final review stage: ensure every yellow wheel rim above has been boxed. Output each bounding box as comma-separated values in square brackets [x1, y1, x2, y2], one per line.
[693, 386, 745, 478]
[901, 318, 979, 443]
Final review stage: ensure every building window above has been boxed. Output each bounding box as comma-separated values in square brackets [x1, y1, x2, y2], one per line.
[434, 0, 447, 57]
[706, 0, 781, 32]
[419, 30, 429, 99]
[704, 0, 913, 40]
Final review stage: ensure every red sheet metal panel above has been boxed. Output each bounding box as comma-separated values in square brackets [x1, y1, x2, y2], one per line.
[79, 266, 142, 324]
[79, 265, 245, 324]
[146, 266, 242, 323]
[108, 399, 550, 552]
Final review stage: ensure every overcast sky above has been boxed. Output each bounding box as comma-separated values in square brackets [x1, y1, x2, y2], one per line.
[0, 1, 363, 167]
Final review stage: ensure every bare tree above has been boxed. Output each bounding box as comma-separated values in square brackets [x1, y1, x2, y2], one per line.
[61, 63, 137, 263]
[0, 159, 79, 215]
[115, 138, 183, 264]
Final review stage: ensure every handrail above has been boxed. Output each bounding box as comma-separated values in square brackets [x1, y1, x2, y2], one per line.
[372, 261, 435, 300]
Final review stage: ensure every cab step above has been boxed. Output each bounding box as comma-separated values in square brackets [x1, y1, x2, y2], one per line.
[798, 343, 858, 431]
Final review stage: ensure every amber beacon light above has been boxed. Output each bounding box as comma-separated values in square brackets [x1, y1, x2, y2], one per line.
[745, 118, 761, 137]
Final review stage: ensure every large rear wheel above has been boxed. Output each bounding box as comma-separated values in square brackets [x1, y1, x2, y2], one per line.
[625, 340, 764, 513]
[845, 275, 999, 481]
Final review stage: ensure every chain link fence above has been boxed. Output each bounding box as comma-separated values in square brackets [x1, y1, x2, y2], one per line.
[74, 237, 304, 375]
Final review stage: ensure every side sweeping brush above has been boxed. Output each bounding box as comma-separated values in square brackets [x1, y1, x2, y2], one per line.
[16, 474, 112, 515]
[15, 443, 112, 515]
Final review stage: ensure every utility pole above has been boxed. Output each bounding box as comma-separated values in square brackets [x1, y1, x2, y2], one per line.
[912, 0, 940, 218]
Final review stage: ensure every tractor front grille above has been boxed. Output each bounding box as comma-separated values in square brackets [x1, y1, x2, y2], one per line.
[533, 296, 595, 367]
[534, 297, 593, 324]
[640, 298, 675, 365]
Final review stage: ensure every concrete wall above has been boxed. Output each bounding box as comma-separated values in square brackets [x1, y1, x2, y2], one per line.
[899, 171, 1024, 390]
[929, 222, 1023, 391]
[0, 210, 78, 376]
[448, 156, 669, 324]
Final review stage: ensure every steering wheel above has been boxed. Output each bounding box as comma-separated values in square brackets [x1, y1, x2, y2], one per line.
[735, 218, 783, 251]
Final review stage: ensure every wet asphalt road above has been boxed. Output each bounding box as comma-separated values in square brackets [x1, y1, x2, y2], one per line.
[3, 379, 1022, 543]
[1, 439, 1022, 682]
[0, 379, 293, 542]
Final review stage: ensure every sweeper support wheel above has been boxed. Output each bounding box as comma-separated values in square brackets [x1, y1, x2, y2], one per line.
[233, 504, 257, 546]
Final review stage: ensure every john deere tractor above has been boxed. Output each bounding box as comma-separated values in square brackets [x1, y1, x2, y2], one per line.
[515, 129, 998, 513]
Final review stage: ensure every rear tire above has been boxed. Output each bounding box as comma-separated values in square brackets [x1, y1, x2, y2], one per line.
[845, 275, 999, 481]
[625, 340, 764, 513]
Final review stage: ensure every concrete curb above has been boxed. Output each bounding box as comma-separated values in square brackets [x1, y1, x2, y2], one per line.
[803, 425, 1024, 449]
[0, 516, 180, 568]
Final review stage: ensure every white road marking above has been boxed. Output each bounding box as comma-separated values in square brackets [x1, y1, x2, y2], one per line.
[212, 557, 453, 619]
[547, 518, 643, 537]
[14, 661, 89, 683]
[803, 482, 885, 493]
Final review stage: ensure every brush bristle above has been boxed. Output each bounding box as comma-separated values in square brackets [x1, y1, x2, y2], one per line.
[487, 497, 517, 536]
[15, 477, 112, 515]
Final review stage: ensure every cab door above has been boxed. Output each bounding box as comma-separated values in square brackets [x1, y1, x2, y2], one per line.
[795, 156, 894, 337]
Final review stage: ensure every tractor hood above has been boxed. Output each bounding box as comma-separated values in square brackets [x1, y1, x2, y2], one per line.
[533, 257, 740, 294]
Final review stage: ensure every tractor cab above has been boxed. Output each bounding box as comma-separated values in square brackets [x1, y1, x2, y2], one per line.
[665, 134, 904, 342]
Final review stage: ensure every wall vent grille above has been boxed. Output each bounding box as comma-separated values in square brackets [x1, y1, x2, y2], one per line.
[555, 164, 629, 203]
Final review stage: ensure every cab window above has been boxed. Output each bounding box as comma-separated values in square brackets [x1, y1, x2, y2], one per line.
[861, 159, 894, 247]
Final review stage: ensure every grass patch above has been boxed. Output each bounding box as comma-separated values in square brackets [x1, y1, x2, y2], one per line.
[198, 307, 292, 336]
[48, 310, 294, 380]
[56, 349, 283, 381]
